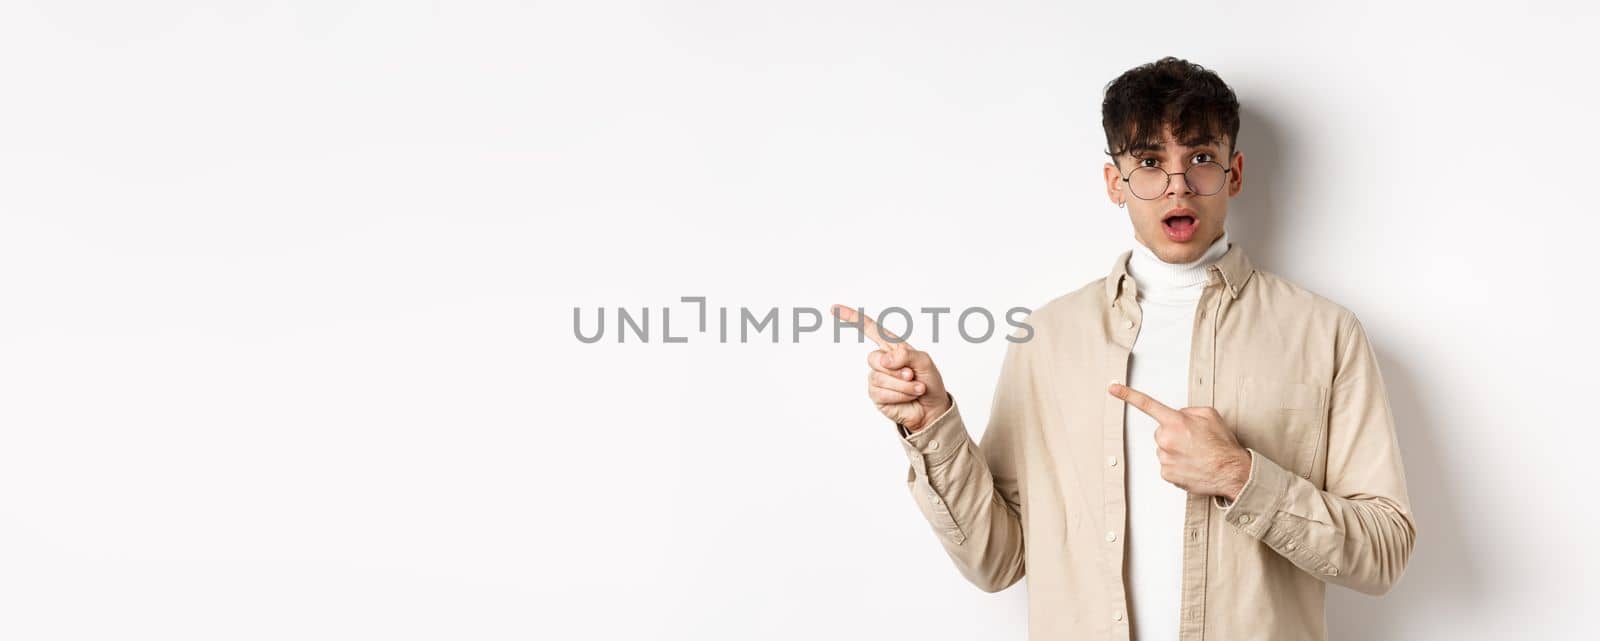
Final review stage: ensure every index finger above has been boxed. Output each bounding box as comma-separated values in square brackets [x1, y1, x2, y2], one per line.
[830, 304, 907, 351]
[1108, 383, 1182, 423]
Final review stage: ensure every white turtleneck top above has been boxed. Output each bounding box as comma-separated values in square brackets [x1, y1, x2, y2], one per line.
[1122, 230, 1231, 641]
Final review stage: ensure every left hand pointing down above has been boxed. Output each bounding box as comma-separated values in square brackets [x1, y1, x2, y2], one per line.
[1108, 382, 1254, 502]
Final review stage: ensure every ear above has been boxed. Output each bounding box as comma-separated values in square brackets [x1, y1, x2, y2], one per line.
[1104, 160, 1125, 206]
[1226, 148, 1244, 197]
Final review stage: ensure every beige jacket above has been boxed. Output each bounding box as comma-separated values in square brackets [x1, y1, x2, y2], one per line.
[893, 242, 1416, 641]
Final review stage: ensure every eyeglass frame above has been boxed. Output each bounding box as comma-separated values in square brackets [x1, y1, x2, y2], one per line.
[1115, 148, 1238, 200]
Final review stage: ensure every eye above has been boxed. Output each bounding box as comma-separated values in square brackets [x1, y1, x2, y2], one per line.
[1191, 152, 1214, 164]
[1137, 157, 1158, 168]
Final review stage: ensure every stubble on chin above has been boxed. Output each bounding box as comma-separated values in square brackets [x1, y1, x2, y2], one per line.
[1149, 226, 1219, 263]
[1144, 233, 1200, 264]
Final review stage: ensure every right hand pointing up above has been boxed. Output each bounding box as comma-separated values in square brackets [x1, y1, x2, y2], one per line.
[831, 304, 952, 433]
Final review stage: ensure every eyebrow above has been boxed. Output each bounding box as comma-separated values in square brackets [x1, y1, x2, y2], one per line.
[1128, 138, 1222, 156]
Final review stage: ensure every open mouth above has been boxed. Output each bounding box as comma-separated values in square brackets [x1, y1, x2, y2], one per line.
[1163, 215, 1196, 229]
[1161, 210, 1198, 242]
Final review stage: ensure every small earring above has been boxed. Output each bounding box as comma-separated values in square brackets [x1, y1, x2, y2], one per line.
[1118, 201, 1126, 209]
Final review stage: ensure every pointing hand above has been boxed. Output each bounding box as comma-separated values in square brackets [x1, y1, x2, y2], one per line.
[1108, 382, 1253, 501]
[834, 304, 951, 433]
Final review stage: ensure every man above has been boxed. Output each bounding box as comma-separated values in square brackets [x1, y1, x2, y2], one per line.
[830, 57, 1416, 641]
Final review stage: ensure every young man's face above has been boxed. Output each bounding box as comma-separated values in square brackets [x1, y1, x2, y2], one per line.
[1102, 123, 1244, 263]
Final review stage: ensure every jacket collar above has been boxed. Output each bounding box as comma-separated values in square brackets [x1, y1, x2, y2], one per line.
[1104, 238, 1256, 302]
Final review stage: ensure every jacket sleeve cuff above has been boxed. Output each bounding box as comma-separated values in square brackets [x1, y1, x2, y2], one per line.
[895, 393, 964, 468]
[1212, 447, 1292, 540]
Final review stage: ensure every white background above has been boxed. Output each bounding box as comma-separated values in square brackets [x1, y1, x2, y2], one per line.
[2, 1, 1597, 639]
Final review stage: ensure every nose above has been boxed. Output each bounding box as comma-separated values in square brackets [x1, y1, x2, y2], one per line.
[1167, 169, 1194, 197]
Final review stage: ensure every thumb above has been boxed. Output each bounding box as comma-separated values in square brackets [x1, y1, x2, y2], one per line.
[880, 347, 911, 370]
[894, 349, 939, 384]
[889, 345, 928, 369]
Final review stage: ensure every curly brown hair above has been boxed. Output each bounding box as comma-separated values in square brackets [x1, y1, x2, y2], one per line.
[1101, 57, 1240, 169]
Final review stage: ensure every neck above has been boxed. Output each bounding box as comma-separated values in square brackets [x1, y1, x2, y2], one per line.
[1126, 230, 1231, 303]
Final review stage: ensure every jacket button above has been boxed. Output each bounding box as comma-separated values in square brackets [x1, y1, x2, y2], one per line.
[1113, 611, 1124, 622]
[1107, 455, 1118, 467]
[926, 439, 940, 452]
[1105, 531, 1117, 542]
[1238, 514, 1252, 525]
[1123, 319, 1134, 329]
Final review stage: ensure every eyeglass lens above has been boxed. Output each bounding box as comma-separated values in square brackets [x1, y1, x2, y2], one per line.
[1127, 162, 1226, 200]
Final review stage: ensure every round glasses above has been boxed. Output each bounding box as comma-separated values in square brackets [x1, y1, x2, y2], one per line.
[1119, 160, 1232, 200]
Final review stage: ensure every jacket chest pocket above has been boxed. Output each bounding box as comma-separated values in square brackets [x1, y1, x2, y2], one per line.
[1231, 376, 1329, 482]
